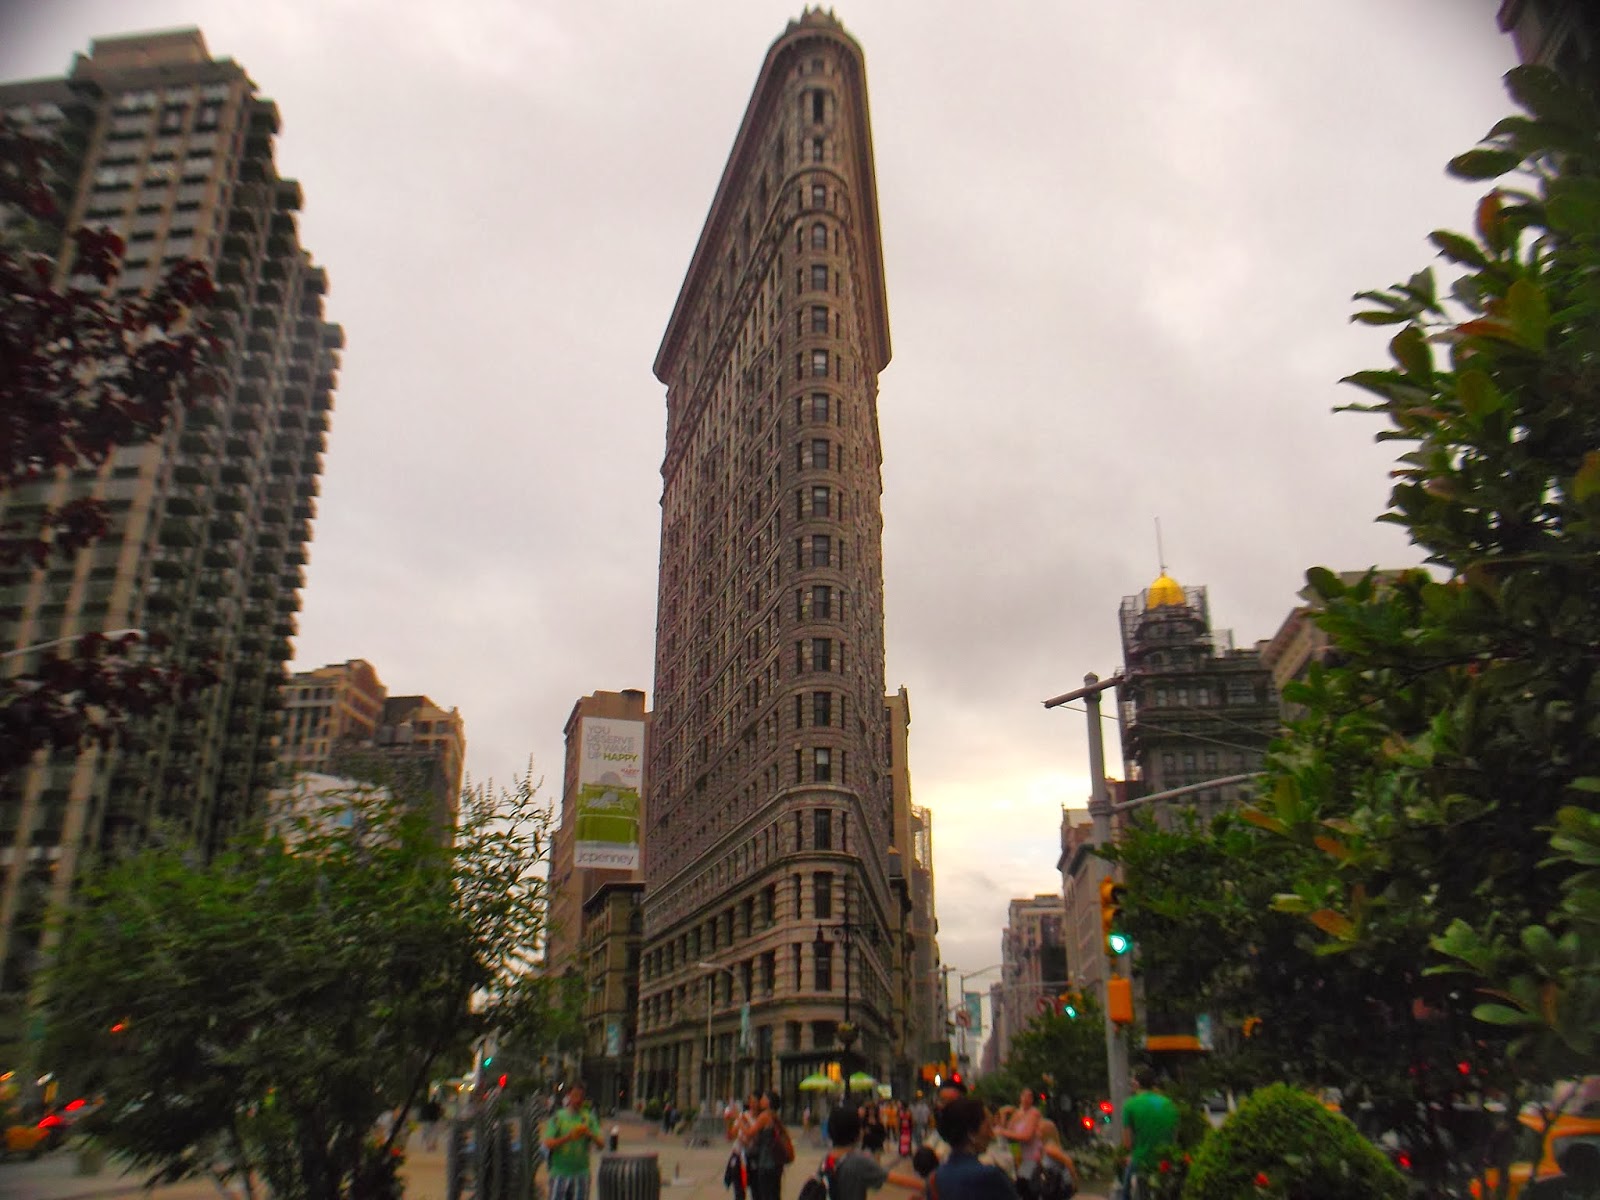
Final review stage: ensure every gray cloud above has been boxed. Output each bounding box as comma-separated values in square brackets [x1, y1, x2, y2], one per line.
[1, 0, 1518, 984]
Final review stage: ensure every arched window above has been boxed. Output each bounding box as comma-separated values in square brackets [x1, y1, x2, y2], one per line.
[811, 222, 828, 250]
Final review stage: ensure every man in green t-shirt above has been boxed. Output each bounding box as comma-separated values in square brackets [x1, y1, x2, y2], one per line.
[543, 1084, 604, 1200]
[1121, 1067, 1179, 1198]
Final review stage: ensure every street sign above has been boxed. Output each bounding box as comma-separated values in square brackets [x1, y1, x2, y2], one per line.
[955, 1008, 971, 1028]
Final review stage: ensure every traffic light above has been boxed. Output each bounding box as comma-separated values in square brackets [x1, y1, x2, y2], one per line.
[1099, 878, 1130, 957]
[1058, 991, 1081, 1020]
[1097, 1099, 1114, 1125]
[1107, 976, 1134, 1026]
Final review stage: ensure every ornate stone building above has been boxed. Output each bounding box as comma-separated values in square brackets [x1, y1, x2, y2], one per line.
[635, 10, 896, 1111]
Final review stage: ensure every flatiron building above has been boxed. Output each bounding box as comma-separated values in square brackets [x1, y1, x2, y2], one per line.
[635, 9, 897, 1107]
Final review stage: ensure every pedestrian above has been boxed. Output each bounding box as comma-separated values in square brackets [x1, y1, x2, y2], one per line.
[420, 1095, 445, 1152]
[995, 1089, 1043, 1198]
[745, 1090, 795, 1200]
[910, 1094, 931, 1144]
[920, 1080, 968, 1166]
[812, 1106, 925, 1200]
[930, 1097, 1018, 1200]
[542, 1084, 605, 1200]
[1035, 1121, 1077, 1200]
[663, 1099, 678, 1135]
[1120, 1068, 1178, 1200]
[724, 1093, 758, 1200]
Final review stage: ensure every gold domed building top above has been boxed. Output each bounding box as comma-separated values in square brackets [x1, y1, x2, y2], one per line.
[1146, 572, 1186, 610]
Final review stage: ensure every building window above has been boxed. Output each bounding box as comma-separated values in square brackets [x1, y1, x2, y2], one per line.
[1196, 684, 1212, 706]
[811, 223, 828, 251]
[1183, 751, 1197, 773]
[814, 748, 832, 782]
[812, 90, 827, 123]
[814, 809, 833, 850]
[812, 637, 832, 672]
[811, 304, 829, 334]
[811, 137, 825, 163]
[814, 943, 833, 991]
[811, 438, 830, 469]
[1154, 687, 1168, 707]
[811, 263, 829, 291]
[813, 691, 832, 727]
[811, 485, 830, 517]
[812, 184, 827, 207]
[811, 535, 830, 567]
[812, 393, 829, 422]
[812, 585, 832, 619]
[814, 873, 834, 920]
[811, 349, 829, 377]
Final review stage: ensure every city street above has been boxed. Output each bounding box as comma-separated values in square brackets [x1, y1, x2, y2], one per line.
[0, 1114, 1107, 1200]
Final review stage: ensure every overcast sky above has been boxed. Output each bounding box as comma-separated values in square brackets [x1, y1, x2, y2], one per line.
[3, 1, 1518, 1000]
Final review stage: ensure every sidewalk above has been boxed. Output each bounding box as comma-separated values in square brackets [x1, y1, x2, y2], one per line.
[0, 1118, 1105, 1200]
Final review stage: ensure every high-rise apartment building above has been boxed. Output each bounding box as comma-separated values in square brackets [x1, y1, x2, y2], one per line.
[636, 10, 895, 1110]
[0, 30, 338, 998]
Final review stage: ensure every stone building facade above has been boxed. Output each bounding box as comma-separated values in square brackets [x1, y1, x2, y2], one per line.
[635, 10, 896, 1112]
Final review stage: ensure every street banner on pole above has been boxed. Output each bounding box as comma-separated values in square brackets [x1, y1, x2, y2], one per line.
[963, 991, 984, 1037]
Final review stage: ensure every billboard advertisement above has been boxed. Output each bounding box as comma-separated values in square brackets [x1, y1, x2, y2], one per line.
[575, 717, 644, 869]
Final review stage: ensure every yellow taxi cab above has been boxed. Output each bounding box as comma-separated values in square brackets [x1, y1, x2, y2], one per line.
[1472, 1112, 1600, 1198]
[3, 1118, 50, 1159]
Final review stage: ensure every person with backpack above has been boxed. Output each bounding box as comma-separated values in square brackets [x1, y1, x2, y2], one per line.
[800, 1108, 925, 1200]
[745, 1090, 795, 1200]
[930, 1098, 1018, 1200]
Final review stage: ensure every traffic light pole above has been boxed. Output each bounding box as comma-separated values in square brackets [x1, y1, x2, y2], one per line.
[1045, 672, 1129, 1142]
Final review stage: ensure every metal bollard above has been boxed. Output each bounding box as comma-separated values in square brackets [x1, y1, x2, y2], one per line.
[596, 1152, 661, 1200]
[608, 1126, 620, 1152]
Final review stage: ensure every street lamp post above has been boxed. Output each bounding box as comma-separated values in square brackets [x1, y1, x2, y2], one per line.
[0, 628, 147, 664]
[1043, 672, 1130, 1140]
[697, 960, 739, 1113]
[813, 917, 879, 1108]
[948, 963, 1004, 1071]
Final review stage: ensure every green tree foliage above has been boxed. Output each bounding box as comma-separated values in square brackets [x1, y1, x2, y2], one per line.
[1182, 1084, 1405, 1200]
[0, 116, 220, 773]
[44, 765, 555, 1200]
[1254, 60, 1599, 1086]
[993, 998, 1110, 1129]
[1110, 64, 1598, 1196]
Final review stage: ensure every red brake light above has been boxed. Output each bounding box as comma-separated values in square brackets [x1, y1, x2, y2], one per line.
[1398, 1152, 1413, 1171]
[65, 1099, 86, 1112]
[38, 1114, 64, 1128]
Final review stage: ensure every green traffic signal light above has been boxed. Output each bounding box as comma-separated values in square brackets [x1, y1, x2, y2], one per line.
[1063, 1003, 1079, 1019]
[1107, 931, 1132, 956]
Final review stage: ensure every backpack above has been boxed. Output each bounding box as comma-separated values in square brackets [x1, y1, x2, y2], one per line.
[774, 1119, 796, 1165]
[797, 1153, 838, 1200]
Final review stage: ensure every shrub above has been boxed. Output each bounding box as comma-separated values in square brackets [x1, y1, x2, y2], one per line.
[642, 1098, 663, 1121]
[1182, 1084, 1405, 1200]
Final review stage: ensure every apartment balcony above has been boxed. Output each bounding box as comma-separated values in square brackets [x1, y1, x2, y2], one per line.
[158, 518, 200, 547]
[164, 490, 202, 517]
[179, 427, 217, 457]
[150, 556, 186, 581]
